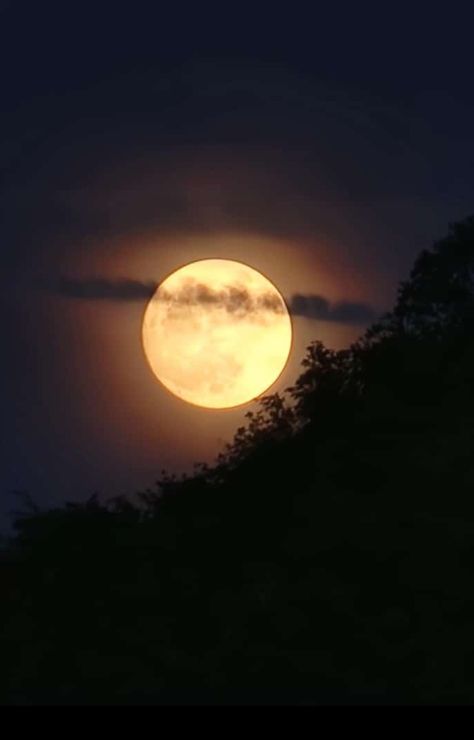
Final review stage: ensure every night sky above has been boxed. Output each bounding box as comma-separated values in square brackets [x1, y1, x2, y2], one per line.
[2, 3, 474, 525]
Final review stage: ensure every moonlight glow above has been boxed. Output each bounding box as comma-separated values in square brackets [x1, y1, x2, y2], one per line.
[142, 259, 292, 409]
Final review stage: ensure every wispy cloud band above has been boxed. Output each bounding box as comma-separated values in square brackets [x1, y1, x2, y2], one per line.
[42, 277, 157, 300]
[289, 293, 375, 323]
[42, 277, 376, 324]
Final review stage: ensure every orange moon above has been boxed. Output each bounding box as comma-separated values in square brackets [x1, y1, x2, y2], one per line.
[142, 259, 292, 409]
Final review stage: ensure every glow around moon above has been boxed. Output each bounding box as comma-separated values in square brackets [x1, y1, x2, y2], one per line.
[142, 259, 292, 409]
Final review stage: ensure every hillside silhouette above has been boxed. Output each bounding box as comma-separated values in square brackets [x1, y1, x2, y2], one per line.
[2, 216, 474, 705]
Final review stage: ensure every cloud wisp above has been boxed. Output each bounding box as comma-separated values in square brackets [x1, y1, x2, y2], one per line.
[290, 293, 376, 324]
[42, 276, 157, 301]
[157, 283, 285, 316]
[43, 276, 376, 324]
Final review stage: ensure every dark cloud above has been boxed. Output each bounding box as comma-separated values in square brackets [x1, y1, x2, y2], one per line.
[42, 276, 376, 324]
[157, 283, 285, 316]
[42, 276, 157, 301]
[290, 294, 376, 324]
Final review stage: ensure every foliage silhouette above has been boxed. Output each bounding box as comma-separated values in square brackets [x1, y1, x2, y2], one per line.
[2, 216, 474, 704]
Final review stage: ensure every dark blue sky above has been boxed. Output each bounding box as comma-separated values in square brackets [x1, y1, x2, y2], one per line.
[1, 2, 474, 526]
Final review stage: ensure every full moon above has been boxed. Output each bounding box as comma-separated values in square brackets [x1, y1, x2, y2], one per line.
[142, 259, 292, 409]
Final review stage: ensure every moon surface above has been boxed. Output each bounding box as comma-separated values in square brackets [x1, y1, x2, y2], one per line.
[142, 259, 292, 409]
